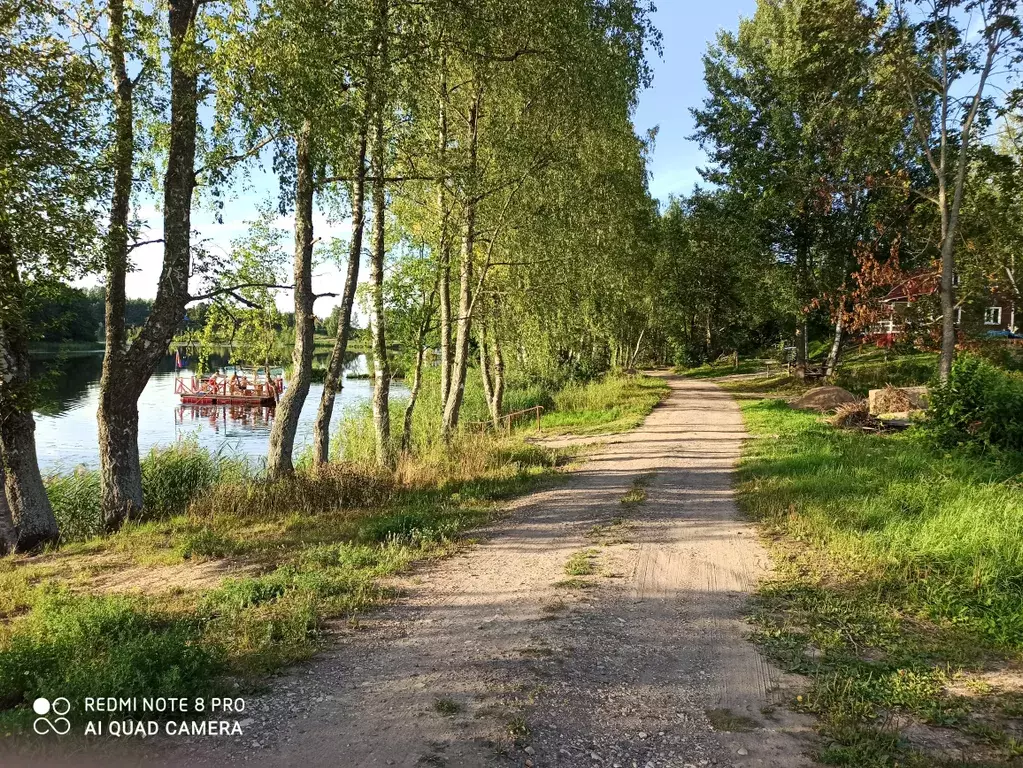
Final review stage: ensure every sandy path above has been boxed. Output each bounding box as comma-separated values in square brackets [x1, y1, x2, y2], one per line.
[40, 375, 814, 768]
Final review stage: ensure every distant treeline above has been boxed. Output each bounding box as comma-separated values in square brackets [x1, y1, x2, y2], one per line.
[28, 285, 152, 344]
[29, 284, 367, 348]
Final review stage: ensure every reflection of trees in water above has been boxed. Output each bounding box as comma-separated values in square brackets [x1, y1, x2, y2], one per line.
[313, 350, 361, 372]
[31, 353, 104, 416]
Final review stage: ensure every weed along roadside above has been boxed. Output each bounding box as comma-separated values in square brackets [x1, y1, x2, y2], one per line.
[0, 373, 669, 752]
[708, 355, 1023, 768]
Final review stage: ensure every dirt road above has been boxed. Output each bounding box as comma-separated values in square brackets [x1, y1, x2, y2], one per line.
[159, 374, 814, 767]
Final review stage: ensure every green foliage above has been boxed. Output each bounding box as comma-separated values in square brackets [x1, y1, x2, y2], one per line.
[44, 470, 102, 543]
[928, 355, 1023, 451]
[1, 427, 574, 726]
[45, 442, 252, 543]
[830, 347, 937, 396]
[564, 550, 596, 576]
[141, 442, 240, 518]
[196, 209, 289, 373]
[543, 374, 668, 434]
[0, 592, 224, 722]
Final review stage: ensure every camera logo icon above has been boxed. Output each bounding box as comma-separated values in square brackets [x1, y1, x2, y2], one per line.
[32, 697, 71, 735]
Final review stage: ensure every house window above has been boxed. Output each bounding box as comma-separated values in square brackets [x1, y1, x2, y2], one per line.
[985, 306, 1002, 326]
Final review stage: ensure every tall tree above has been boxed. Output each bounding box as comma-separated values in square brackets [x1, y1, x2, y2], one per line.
[693, 0, 912, 377]
[311, 0, 378, 465]
[267, 119, 316, 476]
[0, 0, 103, 548]
[97, 0, 208, 529]
[886, 0, 1022, 380]
[367, 0, 394, 469]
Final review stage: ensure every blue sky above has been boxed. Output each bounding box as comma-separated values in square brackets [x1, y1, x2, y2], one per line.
[635, 0, 755, 203]
[120, 1, 756, 307]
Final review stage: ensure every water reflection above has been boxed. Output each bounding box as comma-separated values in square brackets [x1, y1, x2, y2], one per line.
[31, 351, 401, 472]
[174, 403, 277, 437]
[31, 353, 105, 417]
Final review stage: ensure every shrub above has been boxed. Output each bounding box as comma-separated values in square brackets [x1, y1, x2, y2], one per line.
[141, 441, 233, 517]
[928, 354, 1023, 451]
[45, 443, 253, 543]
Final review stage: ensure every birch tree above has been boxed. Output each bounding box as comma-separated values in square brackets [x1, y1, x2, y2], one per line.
[95, 0, 221, 529]
[887, 0, 1022, 380]
[1, 0, 103, 548]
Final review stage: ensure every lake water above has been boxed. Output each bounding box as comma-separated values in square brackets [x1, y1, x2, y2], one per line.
[30, 351, 404, 472]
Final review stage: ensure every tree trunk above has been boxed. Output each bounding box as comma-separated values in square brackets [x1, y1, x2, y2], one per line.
[369, 171, 392, 469]
[825, 312, 844, 378]
[98, 399, 142, 523]
[401, 340, 427, 456]
[479, 331, 496, 429]
[629, 328, 645, 370]
[98, 0, 140, 527]
[442, 207, 476, 437]
[1, 409, 59, 551]
[704, 310, 712, 360]
[441, 89, 481, 438]
[267, 119, 316, 478]
[437, 54, 453, 411]
[99, 0, 199, 529]
[312, 127, 368, 465]
[791, 209, 813, 379]
[368, 0, 392, 468]
[0, 239, 59, 550]
[491, 334, 505, 427]
[0, 464, 15, 555]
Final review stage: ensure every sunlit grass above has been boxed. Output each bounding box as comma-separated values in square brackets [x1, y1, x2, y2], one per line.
[738, 399, 1023, 766]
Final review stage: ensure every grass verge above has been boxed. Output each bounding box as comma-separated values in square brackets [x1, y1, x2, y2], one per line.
[685, 346, 937, 400]
[538, 374, 669, 435]
[737, 398, 1023, 767]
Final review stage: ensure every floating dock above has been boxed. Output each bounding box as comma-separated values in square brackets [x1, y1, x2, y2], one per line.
[175, 367, 285, 407]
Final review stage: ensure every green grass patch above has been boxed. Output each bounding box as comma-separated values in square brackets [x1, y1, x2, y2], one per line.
[705, 707, 760, 732]
[738, 397, 1023, 766]
[552, 577, 592, 590]
[0, 591, 224, 729]
[433, 697, 463, 715]
[564, 549, 598, 576]
[0, 442, 565, 733]
[621, 473, 655, 508]
[693, 346, 936, 400]
[587, 517, 632, 545]
[679, 358, 771, 378]
[539, 374, 669, 435]
[830, 347, 937, 396]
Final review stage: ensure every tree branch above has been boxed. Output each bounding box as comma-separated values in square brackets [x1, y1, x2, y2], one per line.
[190, 283, 294, 302]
